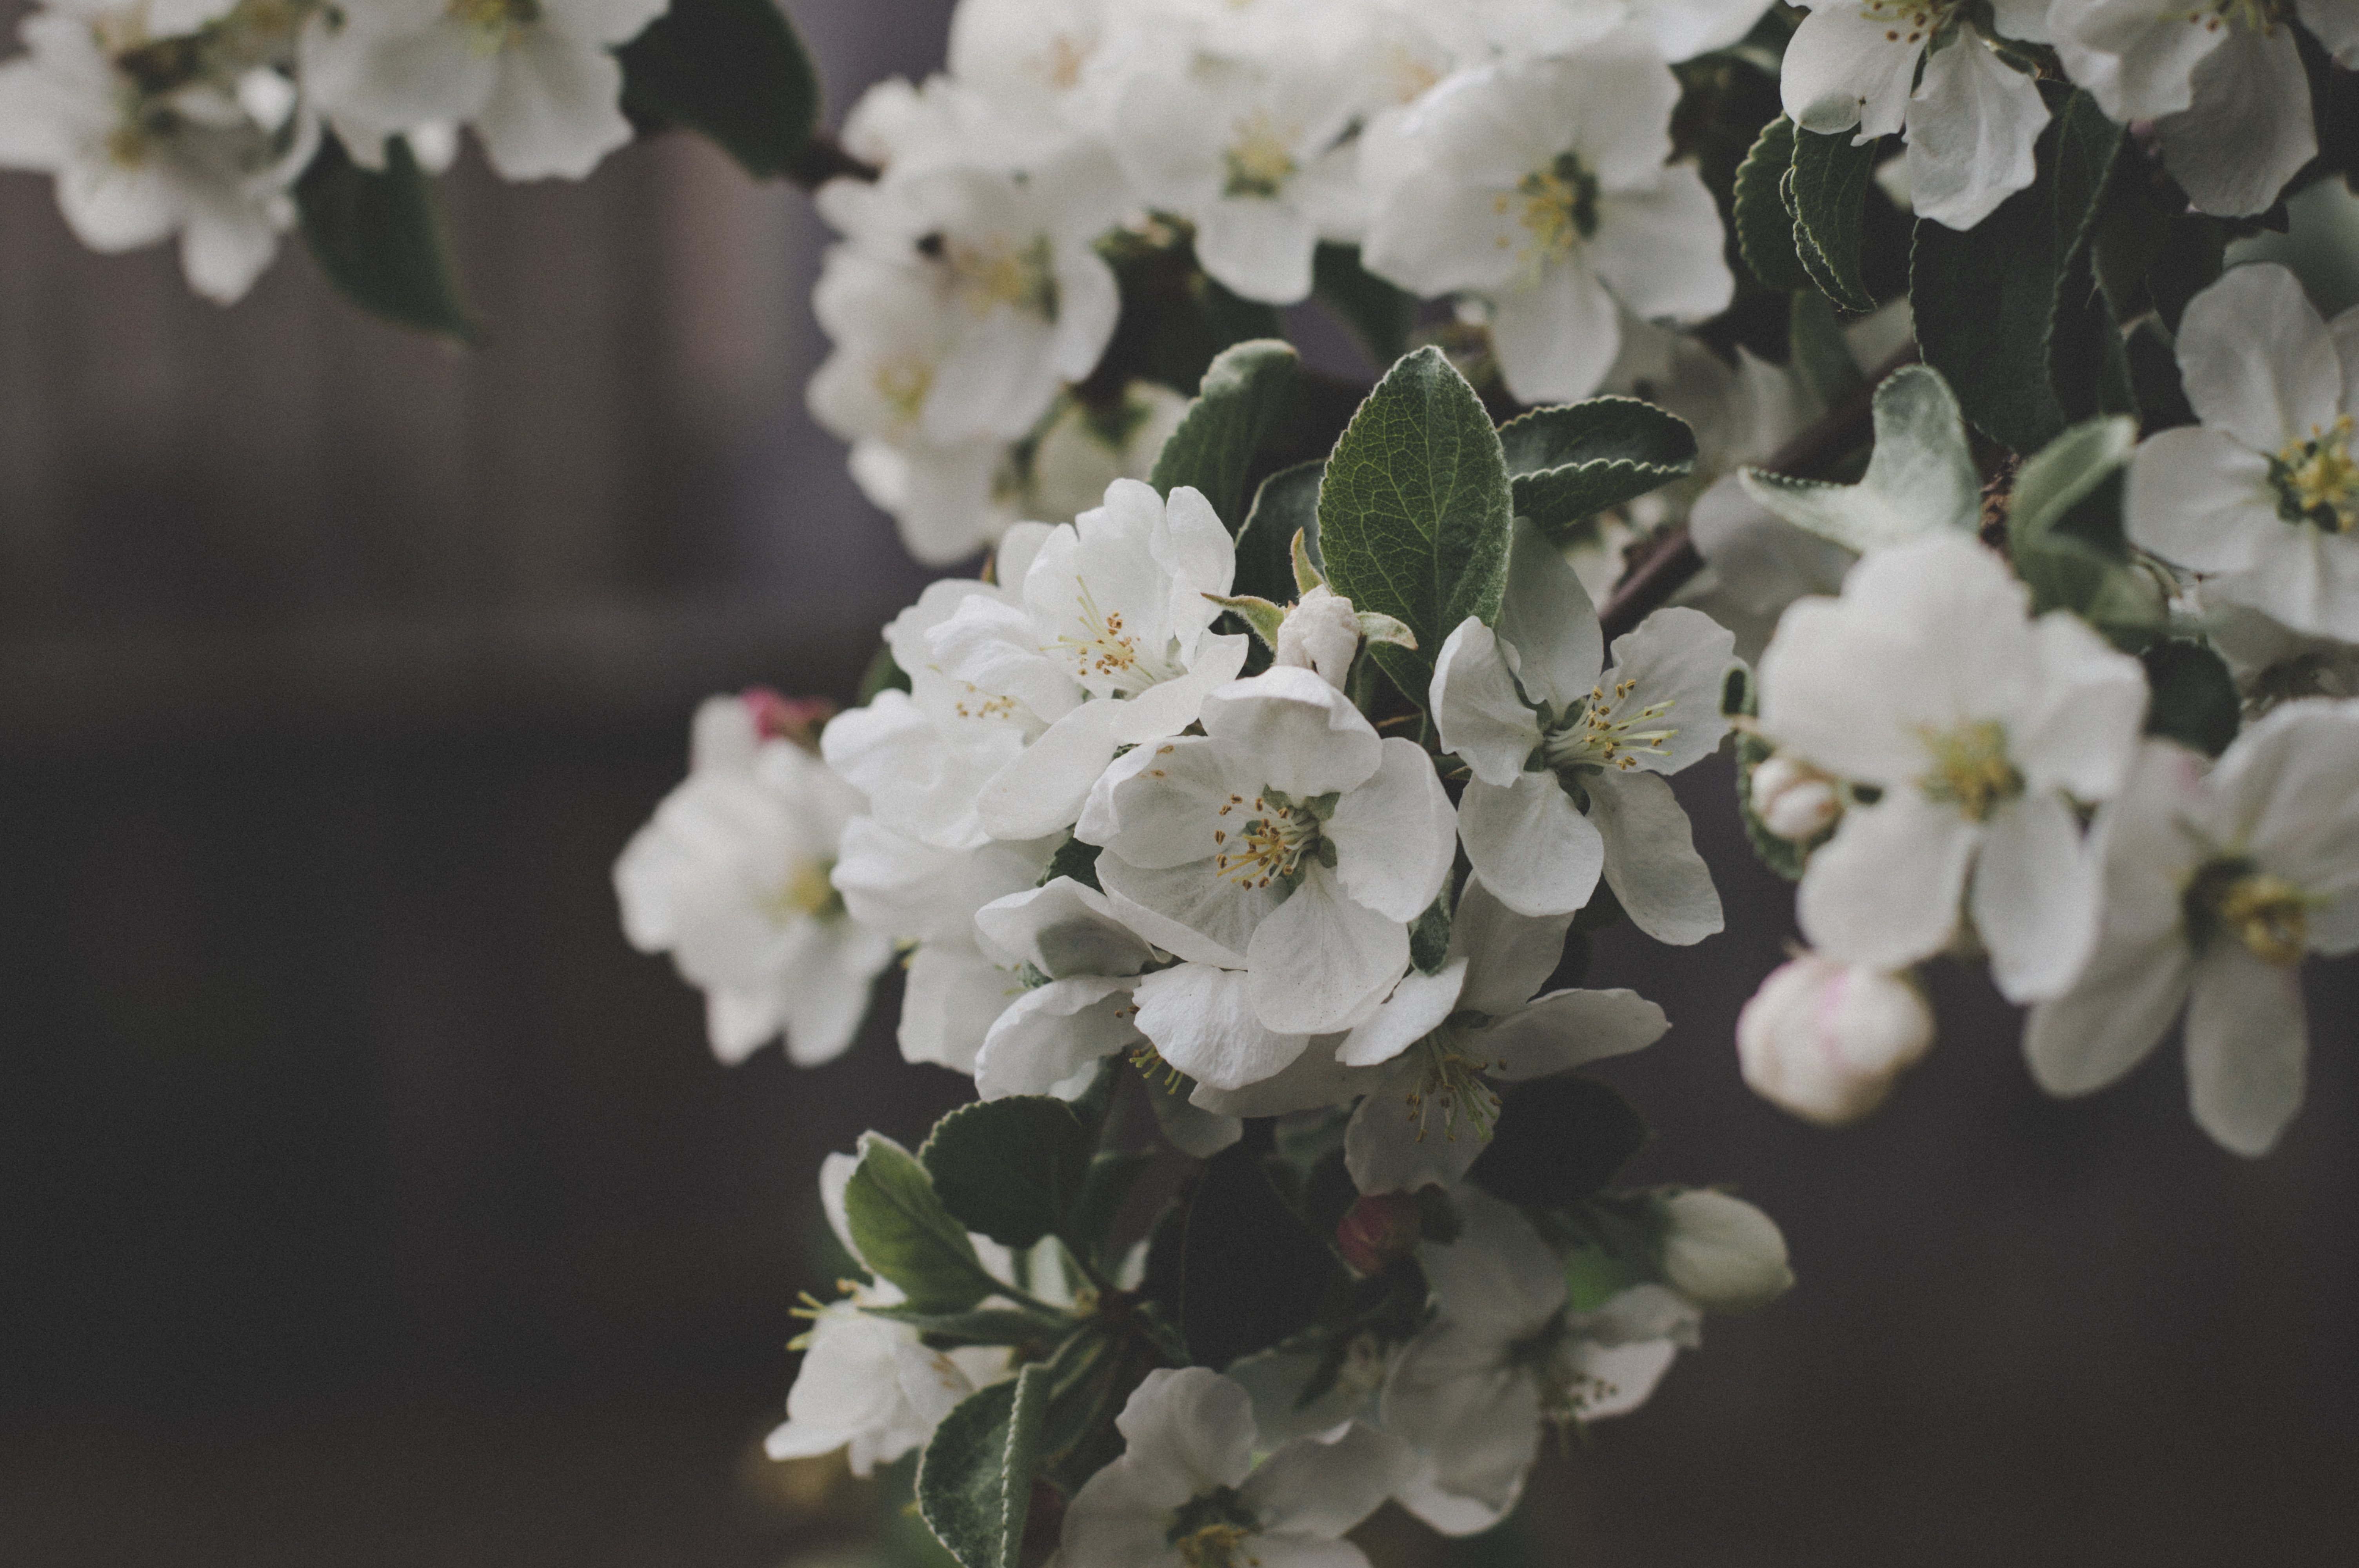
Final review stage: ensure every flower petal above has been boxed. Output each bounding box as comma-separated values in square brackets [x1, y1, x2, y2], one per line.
[2173, 263, 2341, 449]
[1327, 737, 1459, 923]
[2183, 941, 2309, 1156]
[1247, 866, 1412, 1036]
[1973, 789, 2104, 1003]
[1450, 876, 1575, 1016]
[1497, 516, 1605, 714]
[1905, 33, 2048, 231]
[2122, 425, 2278, 575]
[1587, 769, 1724, 947]
[1431, 619, 1543, 788]
[1135, 962, 1310, 1091]
[1458, 773, 1605, 919]
[1485, 987, 1669, 1080]
[1798, 790, 1977, 970]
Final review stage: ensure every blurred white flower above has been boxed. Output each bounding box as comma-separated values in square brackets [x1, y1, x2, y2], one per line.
[1736, 953, 1934, 1125]
[1653, 1189, 1794, 1313]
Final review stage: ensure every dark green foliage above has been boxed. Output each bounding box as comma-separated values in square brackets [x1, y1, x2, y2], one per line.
[1469, 1076, 1651, 1211]
[295, 134, 484, 347]
[617, 0, 827, 181]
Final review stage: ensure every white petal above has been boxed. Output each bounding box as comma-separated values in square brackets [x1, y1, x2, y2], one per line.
[1603, 606, 1737, 776]
[1585, 168, 1734, 324]
[1972, 790, 2103, 1003]
[1797, 791, 1978, 970]
[2299, 0, 2359, 66]
[1457, 773, 1605, 919]
[2123, 426, 2278, 576]
[1113, 1367, 1259, 1492]
[1431, 619, 1543, 788]
[1200, 667, 1385, 799]
[1905, 34, 2048, 232]
[2210, 526, 2359, 644]
[2173, 263, 2342, 450]
[1097, 854, 1284, 969]
[2013, 612, 2149, 802]
[474, 28, 633, 181]
[974, 976, 1143, 1099]
[1194, 196, 1319, 305]
[2024, 931, 2191, 1097]
[1498, 516, 1606, 714]
[1135, 963, 1309, 1091]
[781, 920, 897, 1067]
[1450, 876, 1575, 1017]
[1241, 1424, 1407, 1541]
[1247, 866, 1412, 1036]
[1779, 5, 1922, 138]
[1488, 258, 1621, 406]
[1344, 1091, 1487, 1194]
[898, 944, 1020, 1075]
[976, 699, 1125, 840]
[2183, 942, 2309, 1156]
[2156, 25, 2314, 219]
[1484, 987, 1670, 1080]
[1326, 738, 1458, 924]
[1587, 769, 1724, 947]
[1337, 961, 1468, 1069]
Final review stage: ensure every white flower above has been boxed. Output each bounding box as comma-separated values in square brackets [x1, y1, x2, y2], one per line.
[614, 695, 895, 1067]
[1109, 49, 1364, 304]
[970, 876, 1160, 1099]
[1189, 877, 1668, 1194]
[1653, 1189, 1794, 1314]
[299, 0, 667, 182]
[1736, 952, 1936, 1124]
[2026, 706, 2359, 1156]
[945, 0, 1113, 131]
[1781, 1, 2051, 230]
[1060, 1368, 1403, 1568]
[2125, 264, 2359, 643]
[1379, 1186, 1695, 1535]
[1757, 532, 2149, 1001]
[1079, 664, 1458, 1043]
[1017, 381, 1190, 524]
[0, 5, 311, 302]
[1432, 518, 1736, 942]
[931, 479, 1251, 840]
[817, 139, 1125, 445]
[1360, 47, 1732, 404]
[2050, 0, 2315, 216]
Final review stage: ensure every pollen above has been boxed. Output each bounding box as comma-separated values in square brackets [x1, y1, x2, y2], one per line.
[445, 0, 540, 51]
[2273, 416, 2359, 533]
[1916, 719, 2023, 822]
[1222, 111, 1298, 198]
[945, 232, 1060, 321]
[1401, 1036, 1507, 1144]
[1542, 677, 1677, 774]
[2218, 873, 2311, 966]
[1515, 151, 1600, 263]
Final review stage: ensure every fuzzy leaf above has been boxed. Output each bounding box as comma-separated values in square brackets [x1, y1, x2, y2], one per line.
[1734, 116, 1812, 292]
[1498, 398, 1698, 534]
[1787, 124, 1882, 313]
[295, 134, 485, 347]
[1207, 594, 1289, 650]
[1231, 459, 1324, 604]
[617, 0, 826, 181]
[1318, 346, 1514, 698]
[1149, 339, 1302, 528]
[916, 1364, 1052, 1568]
[922, 1097, 1096, 1252]
[844, 1132, 994, 1313]
[1737, 365, 1979, 552]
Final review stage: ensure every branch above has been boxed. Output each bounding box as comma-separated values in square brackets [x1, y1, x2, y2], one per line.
[1595, 343, 1920, 641]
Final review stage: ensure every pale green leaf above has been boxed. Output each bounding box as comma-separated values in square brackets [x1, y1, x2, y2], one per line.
[1737, 365, 1979, 553]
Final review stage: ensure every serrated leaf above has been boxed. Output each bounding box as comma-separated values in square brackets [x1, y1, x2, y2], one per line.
[617, 0, 825, 181]
[1179, 1143, 1344, 1369]
[1313, 241, 1416, 365]
[916, 1364, 1052, 1568]
[866, 1305, 1073, 1348]
[1231, 459, 1323, 604]
[1468, 1077, 1651, 1211]
[1068, 1150, 1153, 1265]
[1498, 397, 1698, 533]
[1734, 116, 1811, 292]
[1149, 338, 1301, 528]
[1317, 346, 1514, 699]
[1788, 289, 1865, 410]
[294, 134, 484, 347]
[844, 1132, 995, 1313]
[1787, 124, 1881, 313]
[1737, 364, 1979, 552]
[2010, 416, 2139, 546]
[2142, 641, 2241, 757]
[921, 1098, 1095, 1252]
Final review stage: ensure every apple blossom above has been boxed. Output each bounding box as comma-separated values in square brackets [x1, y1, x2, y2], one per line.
[1736, 952, 1937, 1125]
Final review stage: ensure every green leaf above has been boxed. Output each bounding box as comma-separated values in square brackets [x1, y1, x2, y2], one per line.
[2142, 641, 2241, 757]
[1733, 116, 1811, 293]
[1737, 365, 1979, 552]
[1148, 339, 1302, 528]
[294, 134, 484, 348]
[1232, 459, 1324, 604]
[1788, 289, 1865, 410]
[844, 1132, 995, 1313]
[1497, 398, 1698, 534]
[1313, 242, 1416, 365]
[859, 642, 912, 703]
[1469, 1076, 1651, 1211]
[616, 0, 825, 181]
[1787, 124, 1883, 313]
[916, 1364, 1052, 1568]
[2008, 418, 2169, 650]
[1037, 834, 1103, 892]
[1179, 1144, 1345, 1369]
[1068, 1150, 1154, 1266]
[1317, 346, 1515, 698]
[921, 1098, 1096, 1253]
[1207, 594, 1288, 650]
[866, 1305, 1074, 1348]
[1912, 87, 2123, 454]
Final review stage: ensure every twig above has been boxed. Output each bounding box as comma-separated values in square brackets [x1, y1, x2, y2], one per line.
[1595, 343, 1920, 641]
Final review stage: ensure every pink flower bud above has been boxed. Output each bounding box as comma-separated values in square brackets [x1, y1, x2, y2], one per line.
[1736, 955, 1934, 1127]
[1334, 1192, 1421, 1276]
[1749, 753, 1840, 841]
[742, 687, 835, 751]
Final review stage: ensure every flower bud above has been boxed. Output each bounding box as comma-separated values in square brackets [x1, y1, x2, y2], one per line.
[1653, 1190, 1794, 1314]
[1736, 955, 1934, 1127]
[742, 687, 834, 751]
[1749, 752, 1840, 840]
[1277, 586, 1362, 688]
[1334, 1191, 1421, 1276]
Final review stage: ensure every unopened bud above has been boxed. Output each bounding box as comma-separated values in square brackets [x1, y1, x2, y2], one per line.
[1278, 586, 1362, 689]
[1750, 753, 1840, 841]
[1736, 955, 1934, 1127]
[743, 687, 834, 751]
[1653, 1190, 1794, 1314]
[1334, 1191, 1420, 1276]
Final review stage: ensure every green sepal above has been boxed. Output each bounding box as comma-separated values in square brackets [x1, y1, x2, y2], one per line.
[1206, 593, 1289, 650]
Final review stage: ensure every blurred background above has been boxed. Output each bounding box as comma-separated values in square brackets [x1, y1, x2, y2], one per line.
[2, 4, 2355, 1564]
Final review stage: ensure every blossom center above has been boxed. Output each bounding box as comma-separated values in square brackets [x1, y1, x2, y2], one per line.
[1916, 719, 2023, 821]
[1212, 788, 1335, 889]
[1509, 152, 1601, 263]
[874, 359, 932, 423]
[1223, 111, 1298, 198]
[768, 860, 842, 924]
[1054, 582, 1184, 691]
[2205, 0, 2289, 34]
[447, 0, 541, 51]
[1167, 1487, 1258, 1568]
[2185, 858, 2311, 966]
[1399, 1033, 1506, 1143]
[1850, 2, 1953, 48]
[2271, 417, 2359, 532]
[1541, 678, 1677, 775]
[945, 233, 1060, 321]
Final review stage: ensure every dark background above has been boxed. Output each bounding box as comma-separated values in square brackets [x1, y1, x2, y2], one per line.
[2, 4, 2354, 1563]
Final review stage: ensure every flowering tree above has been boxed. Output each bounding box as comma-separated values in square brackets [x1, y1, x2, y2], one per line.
[11, 1, 2359, 1563]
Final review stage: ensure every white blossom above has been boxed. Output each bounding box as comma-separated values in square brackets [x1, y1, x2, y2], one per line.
[1432, 518, 1735, 942]
[614, 695, 894, 1067]
[1653, 1189, 1794, 1314]
[1780, 1, 2052, 230]
[1060, 1368, 1403, 1568]
[2026, 706, 2359, 1156]
[1080, 664, 1457, 1045]
[2049, 0, 2315, 217]
[1757, 532, 2149, 1002]
[2125, 264, 2359, 644]
[1360, 46, 1732, 404]
[299, 0, 667, 182]
[970, 876, 1160, 1099]
[1736, 952, 1936, 1125]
